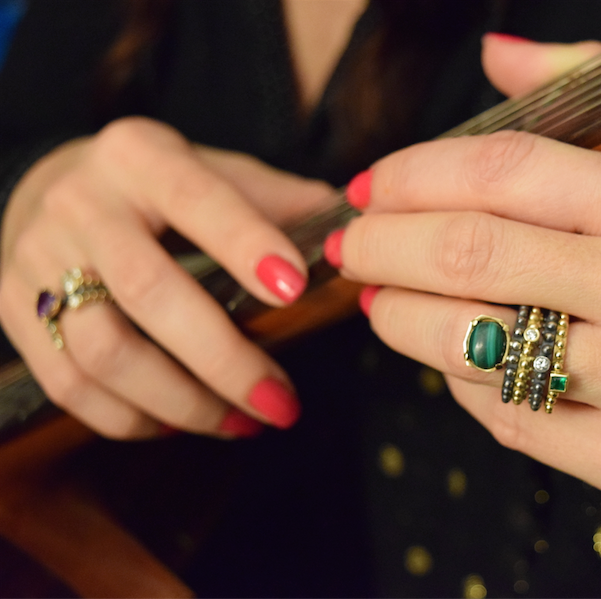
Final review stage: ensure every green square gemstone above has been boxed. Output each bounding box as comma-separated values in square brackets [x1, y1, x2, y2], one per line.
[549, 373, 569, 393]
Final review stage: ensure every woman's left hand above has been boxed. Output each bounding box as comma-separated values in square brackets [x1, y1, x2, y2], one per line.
[326, 36, 601, 488]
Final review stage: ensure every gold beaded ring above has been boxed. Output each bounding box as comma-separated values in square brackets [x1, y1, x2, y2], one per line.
[465, 306, 571, 414]
[512, 307, 544, 405]
[545, 313, 570, 413]
[61, 268, 112, 310]
[36, 267, 113, 349]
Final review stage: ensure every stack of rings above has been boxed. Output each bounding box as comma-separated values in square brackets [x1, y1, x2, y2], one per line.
[36, 267, 113, 349]
[464, 306, 570, 414]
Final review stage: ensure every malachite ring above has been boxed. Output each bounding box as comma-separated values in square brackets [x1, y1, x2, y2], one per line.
[464, 315, 511, 372]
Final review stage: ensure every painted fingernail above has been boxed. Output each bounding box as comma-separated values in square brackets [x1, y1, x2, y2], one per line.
[485, 32, 532, 43]
[346, 169, 373, 209]
[219, 409, 264, 438]
[248, 377, 301, 429]
[256, 255, 307, 304]
[359, 285, 381, 317]
[323, 228, 345, 269]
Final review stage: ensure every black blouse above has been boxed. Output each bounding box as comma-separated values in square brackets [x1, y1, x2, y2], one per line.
[1, 1, 601, 597]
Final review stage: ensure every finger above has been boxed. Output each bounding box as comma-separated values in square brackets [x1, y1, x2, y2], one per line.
[76, 217, 301, 430]
[13, 183, 300, 431]
[0, 273, 159, 439]
[481, 35, 601, 98]
[61, 303, 263, 437]
[340, 210, 601, 321]
[364, 286, 598, 408]
[193, 145, 336, 227]
[447, 375, 601, 489]
[92, 119, 308, 306]
[361, 132, 601, 235]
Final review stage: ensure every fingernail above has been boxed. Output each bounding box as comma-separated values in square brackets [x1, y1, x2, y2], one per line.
[323, 228, 345, 269]
[346, 170, 373, 209]
[359, 285, 380, 317]
[485, 32, 532, 44]
[219, 409, 264, 438]
[256, 255, 307, 304]
[248, 377, 301, 429]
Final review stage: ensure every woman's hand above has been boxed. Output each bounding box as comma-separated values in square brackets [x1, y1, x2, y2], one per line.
[0, 117, 334, 439]
[326, 37, 601, 487]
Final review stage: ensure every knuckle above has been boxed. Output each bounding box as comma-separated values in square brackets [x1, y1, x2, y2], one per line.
[487, 408, 528, 452]
[41, 174, 80, 215]
[93, 117, 187, 171]
[42, 368, 86, 409]
[92, 118, 149, 171]
[72, 324, 128, 380]
[41, 174, 100, 231]
[345, 216, 386, 275]
[165, 167, 218, 215]
[95, 117, 157, 154]
[11, 224, 45, 269]
[200, 331, 246, 384]
[375, 291, 405, 341]
[113, 258, 169, 309]
[434, 212, 500, 296]
[464, 130, 538, 196]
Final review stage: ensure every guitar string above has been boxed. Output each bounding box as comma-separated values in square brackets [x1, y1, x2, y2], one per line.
[3, 53, 601, 403]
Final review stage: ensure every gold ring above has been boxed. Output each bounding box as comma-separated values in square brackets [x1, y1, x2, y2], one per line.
[37, 267, 113, 349]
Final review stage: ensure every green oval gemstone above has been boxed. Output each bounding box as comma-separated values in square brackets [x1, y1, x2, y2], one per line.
[468, 320, 507, 370]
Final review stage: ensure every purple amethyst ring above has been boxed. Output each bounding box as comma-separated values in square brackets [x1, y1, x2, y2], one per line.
[36, 267, 113, 350]
[36, 290, 65, 349]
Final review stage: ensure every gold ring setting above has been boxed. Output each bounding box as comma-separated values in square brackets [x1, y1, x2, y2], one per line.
[464, 305, 570, 414]
[37, 268, 113, 349]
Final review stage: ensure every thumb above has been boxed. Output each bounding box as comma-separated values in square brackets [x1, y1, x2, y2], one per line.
[481, 33, 601, 98]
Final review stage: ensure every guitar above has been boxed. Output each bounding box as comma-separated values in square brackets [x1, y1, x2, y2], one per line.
[3, 52, 601, 440]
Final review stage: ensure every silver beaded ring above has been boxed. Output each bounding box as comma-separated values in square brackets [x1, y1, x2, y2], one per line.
[501, 305, 530, 404]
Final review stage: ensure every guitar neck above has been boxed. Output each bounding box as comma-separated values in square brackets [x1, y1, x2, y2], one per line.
[3, 53, 601, 438]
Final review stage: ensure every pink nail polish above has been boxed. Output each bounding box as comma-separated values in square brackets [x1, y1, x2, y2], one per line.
[323, 228, 345, 269]
[256, 255, 307, 304]
[359, 285, 380, 317]
[346, 170, 373, 209]
[219, 409, 264, 438]
[248, 377, 301, 429]
[485, 32, 532, 44]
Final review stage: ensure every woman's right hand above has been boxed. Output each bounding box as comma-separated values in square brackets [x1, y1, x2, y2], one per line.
[0, 117, 333, 439]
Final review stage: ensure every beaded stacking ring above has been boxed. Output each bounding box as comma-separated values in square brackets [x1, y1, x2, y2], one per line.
[545, 313, 570, 414]
[529, 310, 560, 411]
[501, 306, 529, 404]
[511, 307, 544, 406]
[464, 307, 570, 414]
[36, 267, 113, 349]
